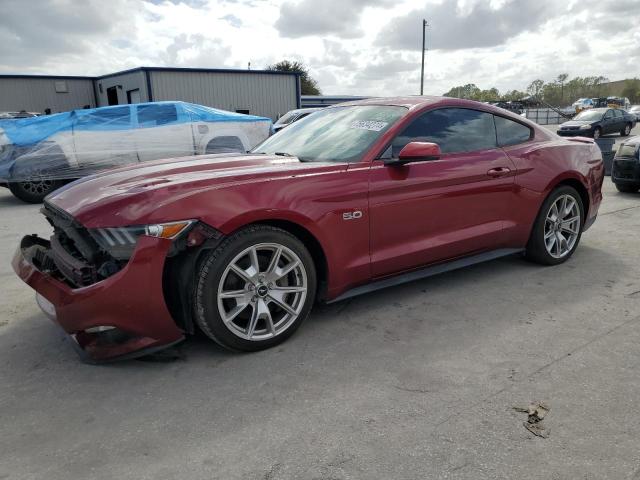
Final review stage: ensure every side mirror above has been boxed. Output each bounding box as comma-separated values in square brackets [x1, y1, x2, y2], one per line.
[385, 142, 441, 166]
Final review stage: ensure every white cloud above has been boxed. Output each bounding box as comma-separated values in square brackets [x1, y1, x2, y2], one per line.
[0, 0, 637, 98]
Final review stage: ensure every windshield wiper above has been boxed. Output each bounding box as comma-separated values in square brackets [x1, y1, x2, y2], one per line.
[272, 151, 310, 162]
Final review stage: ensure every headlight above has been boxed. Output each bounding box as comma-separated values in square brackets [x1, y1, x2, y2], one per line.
[580, 124, 592, 130]
[90, 220, 195, 260]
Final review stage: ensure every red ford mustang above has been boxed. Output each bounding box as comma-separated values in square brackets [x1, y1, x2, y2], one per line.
[13, 97, 604, 362]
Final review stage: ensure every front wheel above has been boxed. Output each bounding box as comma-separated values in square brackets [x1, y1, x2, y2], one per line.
[8, 179, 65, 203]
[525, 186, 584, 265]
[194, 225, 317, 352]
[592, 127, 601, 139]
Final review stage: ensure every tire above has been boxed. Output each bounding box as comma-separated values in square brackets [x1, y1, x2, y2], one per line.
[525, 186, 584, 266]
[592, 127, 601, 139]
[615, 183, 639, 193]
[621, 123, 632, 137]
[8, 179, 65, 203]
[194, 225, 317, 352]
[8, 142, 69, 203]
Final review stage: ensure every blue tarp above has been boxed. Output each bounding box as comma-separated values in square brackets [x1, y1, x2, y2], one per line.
[0, 101, 272, 182]
[0, 102, 271, 147]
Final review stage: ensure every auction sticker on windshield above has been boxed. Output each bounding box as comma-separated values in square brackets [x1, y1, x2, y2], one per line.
[349, 120, 388, 131]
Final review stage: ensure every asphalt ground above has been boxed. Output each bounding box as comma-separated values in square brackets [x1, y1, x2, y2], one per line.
[1, 125, 639, 479]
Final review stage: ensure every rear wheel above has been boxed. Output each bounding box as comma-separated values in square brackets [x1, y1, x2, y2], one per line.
[525, 186, 584, 265]
[8, 178, 65, 203]
[615, 183, 639, 193]
[621, 123, 632, 136]
[194, 225, 316, 352]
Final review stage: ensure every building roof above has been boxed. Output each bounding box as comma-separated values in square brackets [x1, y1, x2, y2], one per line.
[0, 66, 301, 81]
[0, 74, 94, 80]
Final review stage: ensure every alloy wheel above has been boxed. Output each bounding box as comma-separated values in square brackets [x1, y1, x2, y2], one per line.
[217, 243, 308, 341]
[20, 179, 54, 195]
[624, 124, 631, 135]
[544, 194, 581, 259]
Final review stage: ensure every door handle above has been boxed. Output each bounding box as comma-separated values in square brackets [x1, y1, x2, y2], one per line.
[487, 167, 511, 177]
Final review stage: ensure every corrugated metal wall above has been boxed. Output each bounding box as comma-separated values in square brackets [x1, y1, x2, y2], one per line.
[0, 69, 299, 119]
[0, 77, 95, 113]
[149, 71, 297, 120]
[94, 70, 149, 106]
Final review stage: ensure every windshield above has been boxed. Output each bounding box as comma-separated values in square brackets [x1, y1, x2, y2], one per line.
[574, 110, 603, 121]
[253, 105, 407, 162]
[630, 106, 640, 112]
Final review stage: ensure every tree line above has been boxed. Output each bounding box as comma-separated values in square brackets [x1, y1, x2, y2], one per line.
[265, 60, 640, 106]
[443, 76, 640, 106]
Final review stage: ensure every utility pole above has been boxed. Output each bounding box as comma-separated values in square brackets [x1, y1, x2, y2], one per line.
[420, 19, 428, 95]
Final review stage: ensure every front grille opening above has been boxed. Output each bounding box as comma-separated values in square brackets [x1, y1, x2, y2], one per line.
[41, 203, 126, 288]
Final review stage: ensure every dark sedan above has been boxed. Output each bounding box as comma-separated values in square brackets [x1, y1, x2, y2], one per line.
[557, 108, 636, 139]
[611, 136, 640, 193]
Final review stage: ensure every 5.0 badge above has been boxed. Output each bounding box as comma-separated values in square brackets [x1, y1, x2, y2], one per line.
[342, 210, 363, 220]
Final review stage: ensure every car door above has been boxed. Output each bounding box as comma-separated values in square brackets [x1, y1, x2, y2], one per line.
[134, 103, 194, 162]
[72, 106, 137, 170]
[613, 109, 625, 132]
[368, 107, 516, 278]
[602, 109, 617, 134]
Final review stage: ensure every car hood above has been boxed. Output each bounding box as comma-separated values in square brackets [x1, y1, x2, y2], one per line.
[47, 153, 345, 227]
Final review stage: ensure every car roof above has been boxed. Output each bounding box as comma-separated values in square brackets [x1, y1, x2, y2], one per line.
[287, 107, 322, 114]
[332, 96, 444, 109]
[331, 95, 524, 112]
[623, 136, 640, 146]
[328, 95, 536, 124]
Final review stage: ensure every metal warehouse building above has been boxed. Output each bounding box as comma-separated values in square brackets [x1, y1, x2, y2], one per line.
[0, 67, 301, 120]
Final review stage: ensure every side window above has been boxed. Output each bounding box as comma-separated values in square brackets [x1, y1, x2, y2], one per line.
[137, 104, 179, 127]
[494, 116, 532, 147]
[604, 110, 613, 119]
[613, 110, 623, 118]
[391, 108, 496, 156]
[75, 106, 131, 128]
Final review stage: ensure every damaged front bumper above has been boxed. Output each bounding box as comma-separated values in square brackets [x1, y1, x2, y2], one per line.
[12, 234, 184, 363]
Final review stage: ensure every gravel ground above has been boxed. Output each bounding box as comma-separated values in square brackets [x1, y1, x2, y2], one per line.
[1, 132, 640, 479]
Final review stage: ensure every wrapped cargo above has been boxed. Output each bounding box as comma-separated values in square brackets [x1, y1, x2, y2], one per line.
[0, 101, 272, 202]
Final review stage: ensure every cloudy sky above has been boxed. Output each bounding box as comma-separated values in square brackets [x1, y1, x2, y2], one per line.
[1, 0, 638, 96]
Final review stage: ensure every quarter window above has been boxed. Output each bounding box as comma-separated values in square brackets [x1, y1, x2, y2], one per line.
[391, 108, 497, 156]
[494, 116, 532, 146]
